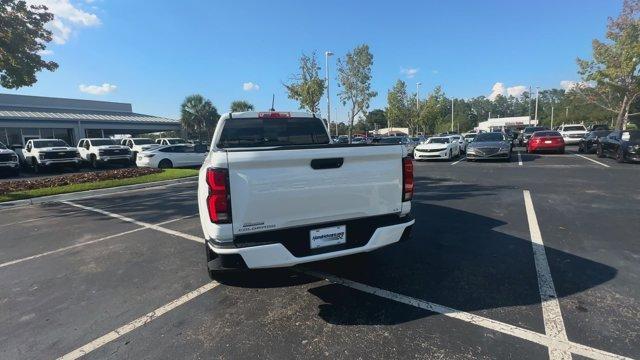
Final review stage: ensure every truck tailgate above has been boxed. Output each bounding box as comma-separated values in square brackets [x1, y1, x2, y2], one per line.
[226, 145, 403, 235]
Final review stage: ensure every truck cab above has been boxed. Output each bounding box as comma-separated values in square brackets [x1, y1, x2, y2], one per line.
[120, 138, 160, 164]
[198, 111, 414, 277]
[77, 138, 132, 168]
[22, 139, 81, 173]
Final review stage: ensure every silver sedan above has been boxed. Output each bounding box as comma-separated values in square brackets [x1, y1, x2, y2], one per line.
[466, 132, 512, 162]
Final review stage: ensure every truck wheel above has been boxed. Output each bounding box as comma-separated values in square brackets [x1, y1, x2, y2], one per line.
[90, 155, 99, 169]
[616, 149, 626, 163]
[158, 159, 173, 169]
[31, 159, 40, 174]
[131, 152, 138, 167]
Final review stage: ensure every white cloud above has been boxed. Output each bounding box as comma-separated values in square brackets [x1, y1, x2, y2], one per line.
[488, 82, 527, 100]
[243, 82, 260, 91]
[432, 70, 439, 75]
[37, 49, 54, 56]
[488, 82, 506, 100]
[507, 85, 527, 98]
[560, 80, 595, 92]
[27, 0, 101, 44]
[400, 67, 419, 79]
[79, 83, 117, 95]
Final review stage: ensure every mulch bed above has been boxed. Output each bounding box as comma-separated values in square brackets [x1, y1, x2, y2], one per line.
[0, 168, 162, 195]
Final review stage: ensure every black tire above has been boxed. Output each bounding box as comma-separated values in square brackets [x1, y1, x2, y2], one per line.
[158, 159, 173, 169]
[90, 154, 99, 169]
[578, 143, 584, 153]
[596, 145, 605, 158]
[31, 158, 40, 174]
[616, 148, 626, 163]
[558, 147, 565, 154]
[131, 152, 138, 166]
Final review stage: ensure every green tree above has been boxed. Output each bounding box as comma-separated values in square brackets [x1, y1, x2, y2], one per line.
[180, 94, 220, 141]
[337, 44, 377, 141]
[365, 108, 387, 130]
[386, 80, 411, 130]
[0, 0, 58, 89]
[576, 0, 640, 130]
[284, 52, 325, 113]
[230, 100, 254, 112]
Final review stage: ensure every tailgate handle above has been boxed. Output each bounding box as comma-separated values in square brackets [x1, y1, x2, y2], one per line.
[310, 157, 344, 170]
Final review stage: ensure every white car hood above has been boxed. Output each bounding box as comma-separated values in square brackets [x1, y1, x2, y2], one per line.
[416, 143, 449, 151]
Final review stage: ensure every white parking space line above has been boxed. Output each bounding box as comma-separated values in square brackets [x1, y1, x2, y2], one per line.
[0, 215, 196, 269]
[304, 270, 630, 360]
[62, 201, 204, 243]
[57, 281, 219, 360]
[518, 151, 523, 166]
[523, 190, 571, 360]
[571, 153, 610, 168]
[451, 157, 466, 165]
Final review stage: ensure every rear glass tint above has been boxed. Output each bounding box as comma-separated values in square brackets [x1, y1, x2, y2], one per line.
[218, 117, 330, 148]
[533, 131, 562, 137]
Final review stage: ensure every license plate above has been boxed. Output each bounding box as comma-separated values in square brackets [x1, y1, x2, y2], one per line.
[310, 225, 346, 249]
[544, 140, 552, 144]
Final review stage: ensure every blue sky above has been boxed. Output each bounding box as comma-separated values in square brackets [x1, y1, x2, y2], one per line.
[7, 0, 623, 121]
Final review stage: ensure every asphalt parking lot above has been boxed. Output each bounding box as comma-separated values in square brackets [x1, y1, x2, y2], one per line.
[1, 145, 638, 360]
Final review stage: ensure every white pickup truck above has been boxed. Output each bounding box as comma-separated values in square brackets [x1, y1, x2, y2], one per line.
[77, 138, 132, 168]
[0, 141, 20, 176]
[22, 139, 81, 173]
[198, 111, 415, 277]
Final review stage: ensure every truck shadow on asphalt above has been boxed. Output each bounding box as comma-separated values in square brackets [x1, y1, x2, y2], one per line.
[303, 201, 617, 326]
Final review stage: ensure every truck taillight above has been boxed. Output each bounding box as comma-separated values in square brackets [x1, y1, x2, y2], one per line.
[206, 168, 231, 223]
[402, 157, 414, 201]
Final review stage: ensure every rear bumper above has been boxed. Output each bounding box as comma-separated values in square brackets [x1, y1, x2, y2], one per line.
[529, 143, 563, 151]
[562, 138, 582, 145]
[208, 215, 414, 269]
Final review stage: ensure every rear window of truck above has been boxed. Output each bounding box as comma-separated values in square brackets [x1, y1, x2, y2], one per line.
[218, 117, 330, 148]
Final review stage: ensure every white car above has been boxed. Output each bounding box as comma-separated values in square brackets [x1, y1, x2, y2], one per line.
[413, 136, 461, 160]
[120, 138, 160, 163]
[21, 139, 81, 173]
[450, 134, 466, 153]
[155, 138, 188, 146]
[558, 124, 588, 145]
[0, 141, 20, 176]
[77, 138, 131, 168]
[137, 144, 208, 168]
[198, 111, 414, 276]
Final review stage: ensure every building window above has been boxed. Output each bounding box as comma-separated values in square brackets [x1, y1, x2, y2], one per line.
[6, 128, 21, 146]
[85, 129, 103, 138]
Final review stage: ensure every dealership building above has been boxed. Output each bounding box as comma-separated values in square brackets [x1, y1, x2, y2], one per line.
[476, 116, 539, 133]
[0, 94, 180, 147]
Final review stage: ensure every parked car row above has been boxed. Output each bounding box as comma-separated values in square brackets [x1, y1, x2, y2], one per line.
[0, 137, 208, 178]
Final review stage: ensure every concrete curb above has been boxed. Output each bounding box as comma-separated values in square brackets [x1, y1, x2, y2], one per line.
[0, 176, 198, 210]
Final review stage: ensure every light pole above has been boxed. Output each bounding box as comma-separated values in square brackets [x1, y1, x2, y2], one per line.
[534, 87, 540, 123]
[416, 82, 421, 136]
[551, 106, 554, 129]
[451, 98, 454, 132]
[325, 51, 334, 136]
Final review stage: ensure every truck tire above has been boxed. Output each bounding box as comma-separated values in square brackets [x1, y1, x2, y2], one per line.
[131, 152, 138, 167]
[90, 154, 99, 169]
[31, 158, 40, 174]
[158, 159, 173, 169]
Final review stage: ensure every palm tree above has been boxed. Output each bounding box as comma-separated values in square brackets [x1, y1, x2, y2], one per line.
[180, 94, 219, 141]
[230, 100, 255, 112]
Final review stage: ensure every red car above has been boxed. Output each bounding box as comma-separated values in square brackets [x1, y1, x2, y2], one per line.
[527, 131, 565, 154]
